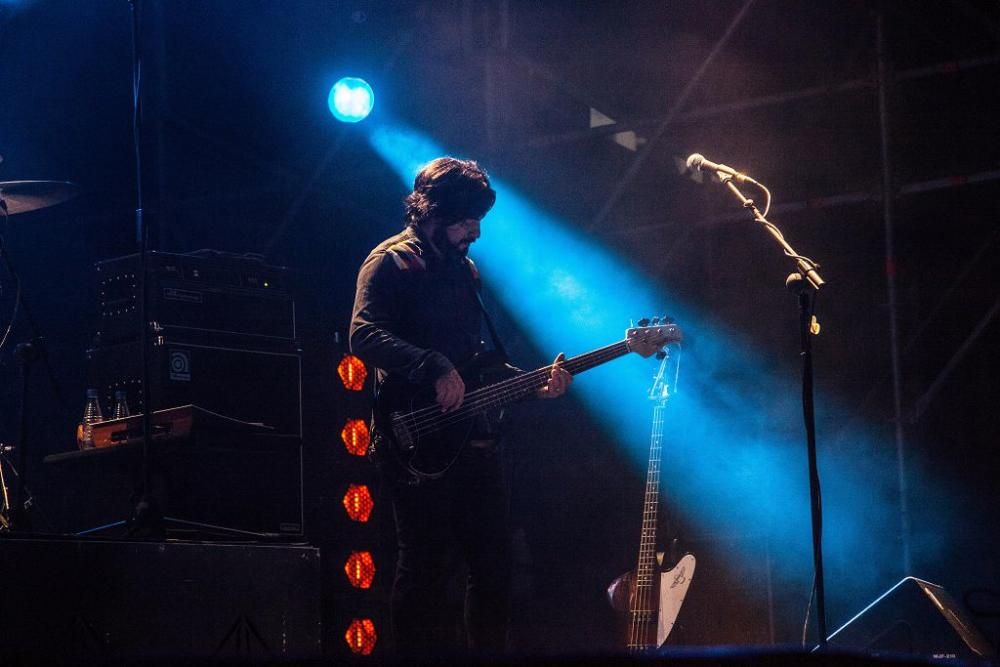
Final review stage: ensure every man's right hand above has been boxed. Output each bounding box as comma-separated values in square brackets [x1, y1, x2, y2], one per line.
[434, 368, 466, 412]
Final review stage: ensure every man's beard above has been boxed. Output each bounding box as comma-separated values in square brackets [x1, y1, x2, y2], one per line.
[432, 226, 471, 258]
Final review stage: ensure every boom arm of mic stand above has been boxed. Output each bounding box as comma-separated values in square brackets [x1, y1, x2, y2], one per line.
[721, 178, 825, 290]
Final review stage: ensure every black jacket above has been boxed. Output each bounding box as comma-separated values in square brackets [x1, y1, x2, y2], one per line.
[349, 225, 482, 388]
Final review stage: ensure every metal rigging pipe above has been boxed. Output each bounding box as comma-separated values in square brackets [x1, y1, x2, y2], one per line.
[876, 5, 912, 576]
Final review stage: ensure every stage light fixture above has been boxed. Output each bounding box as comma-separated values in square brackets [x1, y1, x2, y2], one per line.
[345, 618, 378, 655]
[344, 551, 376, 589]
[338, 354, 368, 391]
[343, 483, 374, 522]
[341, 418, 370, 456]
[328, 77, 374, 123]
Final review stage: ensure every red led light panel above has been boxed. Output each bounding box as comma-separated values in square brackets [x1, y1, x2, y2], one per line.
[341, 418, 370, 456]
[344, 551, 376, 589]
[345, 618, 377, 655]
[342, 484, 374, 522]
[338, 355, 367, 391]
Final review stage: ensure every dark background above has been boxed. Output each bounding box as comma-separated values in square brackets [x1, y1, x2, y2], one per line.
[1, 0, 998, 658]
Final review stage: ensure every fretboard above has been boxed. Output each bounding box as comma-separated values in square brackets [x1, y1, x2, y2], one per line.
[633, 402, 666, 595]
[453, 340, 632, 417]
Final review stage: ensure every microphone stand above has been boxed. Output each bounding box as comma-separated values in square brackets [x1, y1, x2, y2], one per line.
[127, 0, 163, 538]
[91, 2, 272, 542]
[720, 176, 828, 649]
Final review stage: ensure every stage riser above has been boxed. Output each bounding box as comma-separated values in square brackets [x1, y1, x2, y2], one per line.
[0, 538, 321, 660]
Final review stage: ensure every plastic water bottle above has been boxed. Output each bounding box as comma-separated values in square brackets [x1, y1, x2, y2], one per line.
[112, 390, 130, 420]
[77, 388, 104, 450]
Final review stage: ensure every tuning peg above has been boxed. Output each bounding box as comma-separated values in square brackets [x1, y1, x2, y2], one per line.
[662, 315, 674, 324]
[650, 317, 660, 325]
[637, 318, 650, 327]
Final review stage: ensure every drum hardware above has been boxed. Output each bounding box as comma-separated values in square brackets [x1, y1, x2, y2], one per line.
[0, 180, 80, 216]
[0, 179, 79, 533]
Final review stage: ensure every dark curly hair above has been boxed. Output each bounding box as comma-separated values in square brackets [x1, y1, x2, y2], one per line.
[404, 157, 496, 227]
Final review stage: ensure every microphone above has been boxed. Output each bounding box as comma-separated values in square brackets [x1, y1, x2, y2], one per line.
[685, 153, 759, 185]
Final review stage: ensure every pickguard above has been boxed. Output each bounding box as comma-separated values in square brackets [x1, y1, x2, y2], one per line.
[657, 553, 696, 646]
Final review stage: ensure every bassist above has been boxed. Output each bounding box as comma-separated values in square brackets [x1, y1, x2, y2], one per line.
[349, 156, 571, 658]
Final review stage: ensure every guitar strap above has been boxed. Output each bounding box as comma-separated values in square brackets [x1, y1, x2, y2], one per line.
[474, 288, 510, 362]
[466, 257, 510, 361]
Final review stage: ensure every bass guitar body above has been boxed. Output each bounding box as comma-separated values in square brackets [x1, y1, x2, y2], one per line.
[372, 351, 514, 478]
[608, 553, 696, 652]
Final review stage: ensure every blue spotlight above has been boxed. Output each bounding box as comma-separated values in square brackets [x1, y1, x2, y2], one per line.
[366, 121, 942, 615]
[328, 77, 374, 123]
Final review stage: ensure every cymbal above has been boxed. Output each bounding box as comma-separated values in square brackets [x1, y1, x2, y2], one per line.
[0, 180, 80, 216]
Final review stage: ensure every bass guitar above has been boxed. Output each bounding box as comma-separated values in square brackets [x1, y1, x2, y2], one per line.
[608, 331, 695, 652]
[372, 321, 682, 479]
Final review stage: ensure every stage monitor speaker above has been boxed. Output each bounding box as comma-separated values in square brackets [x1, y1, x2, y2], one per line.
[827, 576, 995, 659]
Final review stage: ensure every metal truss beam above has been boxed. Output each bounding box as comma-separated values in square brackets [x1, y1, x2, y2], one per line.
[519, 54, 1000, 151]
[606, 167, 1000, 234]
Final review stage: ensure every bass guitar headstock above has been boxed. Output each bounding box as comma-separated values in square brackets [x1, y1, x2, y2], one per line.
[626, 317, 683, 358]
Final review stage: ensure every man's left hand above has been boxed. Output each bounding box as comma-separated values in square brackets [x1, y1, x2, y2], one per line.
[537, 352, 572, 399]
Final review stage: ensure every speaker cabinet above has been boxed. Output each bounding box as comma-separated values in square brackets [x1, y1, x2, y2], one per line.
[87, 338, 302, 437]
[827, 577, 995, 659]
[95, 250, 296, 346]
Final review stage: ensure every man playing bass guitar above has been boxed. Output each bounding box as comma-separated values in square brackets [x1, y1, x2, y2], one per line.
[349, 156, 572, 657]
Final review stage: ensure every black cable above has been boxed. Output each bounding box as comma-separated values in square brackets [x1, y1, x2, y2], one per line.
[802, 573, 816, 647]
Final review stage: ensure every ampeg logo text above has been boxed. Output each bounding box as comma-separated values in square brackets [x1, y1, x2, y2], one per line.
[169, 349, 192, 382]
